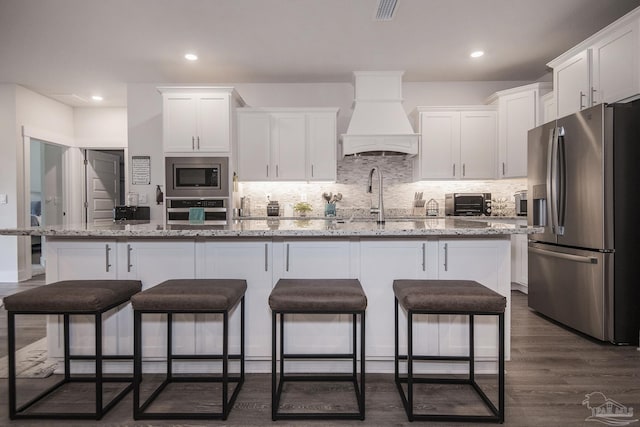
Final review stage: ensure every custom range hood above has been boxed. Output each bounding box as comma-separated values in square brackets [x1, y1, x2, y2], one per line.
[341, 71, 419, 157]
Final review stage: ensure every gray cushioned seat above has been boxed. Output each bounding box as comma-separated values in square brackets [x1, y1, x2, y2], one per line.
[393, 279, 505, 313]
[131, 279, 247, 312]
[3, 280, 142, 313]
[269, 279, 367, 311]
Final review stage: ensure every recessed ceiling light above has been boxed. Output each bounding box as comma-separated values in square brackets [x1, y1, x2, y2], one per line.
[184, 53, 198, 61]
[470, 50, 485, 58]
[91, 95, 103, 101]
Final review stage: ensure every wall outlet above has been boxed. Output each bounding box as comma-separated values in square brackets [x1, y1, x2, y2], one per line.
[139, 193, 148, 205]
[0, 194, 7, 204]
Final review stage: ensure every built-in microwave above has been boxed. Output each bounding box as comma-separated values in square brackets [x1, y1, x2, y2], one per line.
[165, 157, 229, 198]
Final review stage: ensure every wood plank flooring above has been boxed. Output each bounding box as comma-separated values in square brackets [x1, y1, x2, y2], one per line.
[1, 277, 639, 426]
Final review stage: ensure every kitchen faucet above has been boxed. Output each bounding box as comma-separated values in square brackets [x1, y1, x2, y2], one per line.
[367, 167, 385, 224]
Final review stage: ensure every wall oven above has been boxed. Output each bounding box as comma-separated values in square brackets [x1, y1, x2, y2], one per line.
[165, 156, 229, 198]
[166, 199, 228, 225]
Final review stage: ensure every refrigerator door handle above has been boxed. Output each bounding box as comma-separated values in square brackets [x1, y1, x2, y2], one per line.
[546, 127, 559, 235]
[556, 126, 566, 235]
[529, 247, 598, 264]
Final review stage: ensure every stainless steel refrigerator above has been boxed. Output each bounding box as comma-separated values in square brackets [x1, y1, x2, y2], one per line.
[527, 102, 639, 345]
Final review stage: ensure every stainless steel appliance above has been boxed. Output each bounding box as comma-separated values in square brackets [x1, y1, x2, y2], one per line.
[165, 156, 229, 198]
[166, 199, 227, 225]
[514, 190, 527, 216]
[527, 102, 640, 345]
[444, 193, 491, 216]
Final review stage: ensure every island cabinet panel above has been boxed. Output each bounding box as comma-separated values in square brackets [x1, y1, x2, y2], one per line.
[117, 240, 196, 358]
[274, 240, 356, 357]
[359, 240, 439, 360]
[196, 241, 273, 359]
[437, 239, 511, 360]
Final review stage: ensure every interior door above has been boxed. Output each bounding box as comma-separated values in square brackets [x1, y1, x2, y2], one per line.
[86, 150, 120, 225]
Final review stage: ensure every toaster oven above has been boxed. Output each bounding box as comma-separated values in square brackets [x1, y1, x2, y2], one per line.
[445, 193, 492, 216]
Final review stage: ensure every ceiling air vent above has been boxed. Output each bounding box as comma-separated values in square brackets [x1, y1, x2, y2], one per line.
[375, 0, 398, 21]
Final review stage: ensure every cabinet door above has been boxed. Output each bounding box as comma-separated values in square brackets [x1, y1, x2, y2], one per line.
[419, 112, 460, 179]
[278, 240, 353, 356]
[164, 96, 198, 152]
[542, 93, 556, 124]
[511, 234, 528, 287]
[460, 111, 496, 179]
[307, 113, 337, 181]
[437, 239, 510, 359]
[271, 113, 306, 180]
[198, 241, 272, 358]
[591, 21, 640, 104]
[44, 240, 117, 359]
[555, 50, 591, 118]
[498, 92, 535, 178]
[197, 95, 230, 152]
[360, 240, 437, 358]
[237, 112, 271, 180]
[119, 240, 196, 357]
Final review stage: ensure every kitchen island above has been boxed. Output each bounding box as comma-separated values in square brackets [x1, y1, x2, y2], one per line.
[2, 217, 541, 374]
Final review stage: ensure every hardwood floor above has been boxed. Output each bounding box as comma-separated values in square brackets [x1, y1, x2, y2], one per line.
[1, 279, 639, 426]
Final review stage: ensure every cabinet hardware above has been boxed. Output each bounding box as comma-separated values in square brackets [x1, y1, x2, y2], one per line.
[579, 91, 586, 110]
[421, 243, 426, 271]
[264, 243, 269, 272]
[192, 136, 195, 150]
[127, 244, 133, 272]
[286, 243, 290, 272]
[266, 165, 269, 177]
[452, 164, 456, 177]
[276, 165, 279, 177]
[591, 87, 597, 105]
[196, 136, 200, 150]
[462, 163, 466, 177]
[311, 164, 314, 177]
[105, 244, 111, 272]
[502, 162, 506, 176]
[443, 243, 448, 272]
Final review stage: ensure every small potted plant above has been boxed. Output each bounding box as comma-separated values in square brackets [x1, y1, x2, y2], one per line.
[293, 202, 313, 217]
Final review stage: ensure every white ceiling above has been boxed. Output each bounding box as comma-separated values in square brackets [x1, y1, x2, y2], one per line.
[1, 0, 639, 107]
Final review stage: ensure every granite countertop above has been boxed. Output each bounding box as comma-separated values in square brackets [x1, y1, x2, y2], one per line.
[0, 217, 540, 238]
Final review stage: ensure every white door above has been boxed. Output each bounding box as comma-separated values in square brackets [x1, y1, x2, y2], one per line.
[554, 50, 590, 118]
[197, 95, 230, 152]
[460, 110, 496, 179]
[419, 112, 460, 179]
[237, 112, 271, 180]
[271, 113, 306, 180]
[307, 113, 337, 181]
[86, 150, 120, 225]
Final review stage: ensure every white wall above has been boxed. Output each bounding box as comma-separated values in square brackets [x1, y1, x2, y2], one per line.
[0, 84, 74, 281]
[74, 107, 127, 148]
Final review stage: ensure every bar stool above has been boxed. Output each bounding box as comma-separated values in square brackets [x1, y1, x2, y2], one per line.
[4, 279, 142, 420]
[131, 279, 246, 420]
[269, 278, 367, 420]
[393, 279, 506, 423]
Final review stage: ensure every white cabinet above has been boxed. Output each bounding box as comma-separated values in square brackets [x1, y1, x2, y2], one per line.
[511, 233, 528, 291]
[359, 240, 438, 358]
[159, 87, 244, 154]
[591, 20, 640, 105]
[554, 50, 591, 119]
[236, 108, 338, 181]
[550, 11, 640, 118]
[45, 239, 117, 281]
[414, 107, 496, 180]
[437, 239, 511, 359]
[487, 83, 552, 178]
[541, 92, 556, 124]
[198, 241, 273, 358]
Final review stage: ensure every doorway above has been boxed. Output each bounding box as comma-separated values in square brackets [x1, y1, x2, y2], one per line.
[29, 139, 66, 275]
[84, 150, 124, 225]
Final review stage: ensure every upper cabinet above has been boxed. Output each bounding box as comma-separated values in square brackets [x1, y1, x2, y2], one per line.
[236, 108, 339, 181]
[487, 83, 552, 178]
[158, 87, 245, 154]
[549, 10, 640, 118]
[413, 107, 497, 180]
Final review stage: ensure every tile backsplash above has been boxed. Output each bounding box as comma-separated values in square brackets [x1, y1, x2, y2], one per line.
[239, 156, 527, 217]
